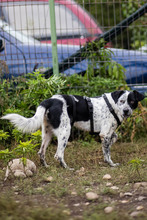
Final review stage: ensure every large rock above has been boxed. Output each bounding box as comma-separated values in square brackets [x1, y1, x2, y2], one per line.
[4, 158, 36, 180]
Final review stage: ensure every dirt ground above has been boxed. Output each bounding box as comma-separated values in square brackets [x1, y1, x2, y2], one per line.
[0, 139, 147, 220]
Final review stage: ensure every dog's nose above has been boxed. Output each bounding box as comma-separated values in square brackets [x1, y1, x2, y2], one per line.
[123, 109, 129, 115]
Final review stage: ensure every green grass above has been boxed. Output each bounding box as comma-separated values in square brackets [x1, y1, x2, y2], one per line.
[0, 138, 147, 220]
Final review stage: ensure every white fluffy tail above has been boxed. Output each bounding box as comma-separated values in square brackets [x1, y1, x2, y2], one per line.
[1, 106, 45, 133]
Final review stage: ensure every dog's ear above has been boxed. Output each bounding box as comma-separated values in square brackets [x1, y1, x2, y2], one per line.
[111, 90, 125, 103]
[133, 90, 145, 101]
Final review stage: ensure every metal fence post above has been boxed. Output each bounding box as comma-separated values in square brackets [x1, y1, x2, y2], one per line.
[49, 0, 59, 75]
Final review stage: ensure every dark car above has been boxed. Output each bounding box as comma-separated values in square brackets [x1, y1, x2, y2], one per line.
[0, 21, 147, 93]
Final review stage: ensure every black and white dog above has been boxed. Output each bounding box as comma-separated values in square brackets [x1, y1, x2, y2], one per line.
[1, 90, 144, 168]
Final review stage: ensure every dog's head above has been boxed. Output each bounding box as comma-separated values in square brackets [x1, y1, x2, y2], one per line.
[111, 90, 145, 118]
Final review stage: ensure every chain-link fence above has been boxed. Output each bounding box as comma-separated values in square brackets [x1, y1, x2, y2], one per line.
[0, 0, 147, 94]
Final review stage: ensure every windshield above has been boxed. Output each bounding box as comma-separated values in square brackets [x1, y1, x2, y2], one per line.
[1, 1, 88, 39]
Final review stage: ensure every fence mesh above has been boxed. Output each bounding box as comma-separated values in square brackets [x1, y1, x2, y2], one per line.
[0, 0, 147, 93]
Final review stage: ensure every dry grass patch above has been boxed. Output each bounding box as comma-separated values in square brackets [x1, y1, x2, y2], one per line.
[0, 138, 147, 219]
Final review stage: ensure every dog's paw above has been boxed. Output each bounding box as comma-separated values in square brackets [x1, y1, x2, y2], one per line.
[110, 162, 120, 167]
[40, 158, 49, 168]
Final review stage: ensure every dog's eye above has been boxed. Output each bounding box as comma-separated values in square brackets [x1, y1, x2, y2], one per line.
[130, 101, 134, 105]
[120, 100, 125, 104]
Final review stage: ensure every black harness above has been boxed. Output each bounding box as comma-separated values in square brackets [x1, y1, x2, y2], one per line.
[69, 95, 77, 126]
[84, 97, 95, 134]
[70, 94, 121, 134]
[102, 94, 121, 126]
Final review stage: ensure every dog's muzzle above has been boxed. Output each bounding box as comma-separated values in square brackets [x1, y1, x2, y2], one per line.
[123, 109, 131, 118]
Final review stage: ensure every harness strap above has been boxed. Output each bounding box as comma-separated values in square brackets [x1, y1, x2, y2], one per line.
[85, 97, 94, 134]
[69, 95, 76, 126]
[103, 94, 121, 126]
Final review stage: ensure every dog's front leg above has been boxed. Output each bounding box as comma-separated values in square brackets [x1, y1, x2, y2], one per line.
[100, 134, 119, 167]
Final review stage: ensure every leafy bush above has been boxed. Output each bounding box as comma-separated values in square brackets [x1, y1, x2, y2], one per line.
[83, 40, 126, 80]
[118, 102, 147, 142]
[61, 73, 128, 97]
[0, 73, 66, 148]
[0, 131, 40, 165]
[0, 73, 66, 119]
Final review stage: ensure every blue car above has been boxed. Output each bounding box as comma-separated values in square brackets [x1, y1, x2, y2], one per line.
[0, 21, 147, 93]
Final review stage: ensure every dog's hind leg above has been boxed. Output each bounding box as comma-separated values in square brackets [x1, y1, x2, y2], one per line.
[38, 124, 52, 167]
[54, 126, 73, 170]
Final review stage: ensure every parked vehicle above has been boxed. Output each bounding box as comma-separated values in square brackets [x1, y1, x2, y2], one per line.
[0, 21, 147, 94]
[0, 0, 103, 45]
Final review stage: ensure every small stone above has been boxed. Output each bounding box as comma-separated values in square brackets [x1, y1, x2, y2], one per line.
[86, 192, 99, 200]
[119, 192, 124, 198]
[138, 196, 146, 201]
[103, 174, 111, 180]
[73, 203, 80, 207]
[71, 191, 77, 196]
[85, 202, 90, 206]
[111, 186, 119, 190]
[130, 211, 141, 217]
[124, 192, 133, 196]
[106, 182, 112, 187]
[44, 176, 53, 182]
[136, 206, 144, 211]
[104, 206, 114, 213]
[121, 200, 129, 204]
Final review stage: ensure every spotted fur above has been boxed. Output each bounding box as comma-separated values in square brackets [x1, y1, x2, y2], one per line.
[1, 90, 144, 168]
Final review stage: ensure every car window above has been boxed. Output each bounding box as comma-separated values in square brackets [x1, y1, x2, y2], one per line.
[1, 1, 88, 39]
[0, 19, 39, 44]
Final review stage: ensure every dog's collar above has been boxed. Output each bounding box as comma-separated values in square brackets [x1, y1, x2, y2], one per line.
[103, 94, 121, 126]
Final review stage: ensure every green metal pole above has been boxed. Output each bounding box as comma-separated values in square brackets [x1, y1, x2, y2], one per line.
[49, 0, 59, 75]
